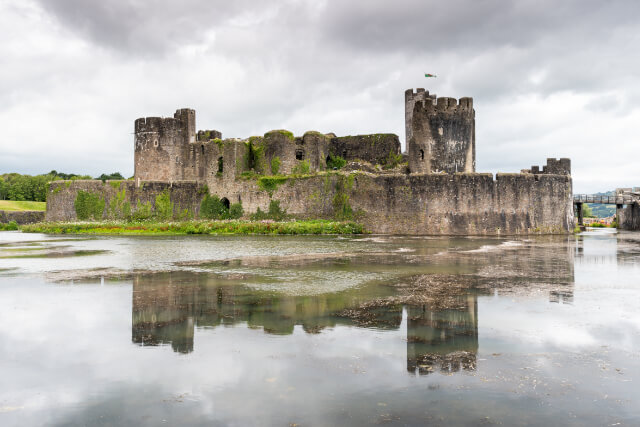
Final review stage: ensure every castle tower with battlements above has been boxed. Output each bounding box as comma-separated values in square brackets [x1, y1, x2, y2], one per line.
[405, 89, 475, 174]
[134, 108, 197, 184]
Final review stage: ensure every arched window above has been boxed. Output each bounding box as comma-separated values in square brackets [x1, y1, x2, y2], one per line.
[221, 197, 230, 210]
[217, 157, 223, 174]
[419, 149, 424, 161]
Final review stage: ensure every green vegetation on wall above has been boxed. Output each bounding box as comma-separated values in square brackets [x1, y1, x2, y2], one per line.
[200, 194, 243, 220]
[251, 200, 287, 221]
[292, 160, 311, 175]
[383, 151, 404, 170]
[244, 137, 266, 174]
[326, 154, 346, 170]
[257, 176, 288, 194]
[332, 175, 354, 220]
[271, 157, 281, 175]
[74, 190, 106, 220]
[132, 200, 153, 221]
[154, 190, 174, 220]
[108, 188, 131, 219]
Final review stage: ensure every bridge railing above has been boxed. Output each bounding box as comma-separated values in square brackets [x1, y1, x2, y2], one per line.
[573, 194, 636, 204]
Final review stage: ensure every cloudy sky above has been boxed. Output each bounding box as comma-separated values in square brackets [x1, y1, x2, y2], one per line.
[0, 0, 638, 192]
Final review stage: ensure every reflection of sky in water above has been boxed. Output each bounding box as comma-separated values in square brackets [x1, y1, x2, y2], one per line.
[0, 229, 639, 426]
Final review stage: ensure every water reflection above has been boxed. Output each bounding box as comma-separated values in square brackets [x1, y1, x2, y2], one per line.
[406, 297, 478, 375]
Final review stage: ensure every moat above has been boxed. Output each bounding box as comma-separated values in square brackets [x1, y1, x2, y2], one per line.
[1, 230, 639, 426]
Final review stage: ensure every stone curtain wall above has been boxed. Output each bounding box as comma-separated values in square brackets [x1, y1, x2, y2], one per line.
[0, 210, 45, 224]
[617, 203, 640, 231]
[45, 180, 205, 222]
[46, 171, 572, 235]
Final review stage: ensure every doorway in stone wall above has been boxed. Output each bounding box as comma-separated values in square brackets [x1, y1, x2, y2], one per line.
[221, 197, 230, 210]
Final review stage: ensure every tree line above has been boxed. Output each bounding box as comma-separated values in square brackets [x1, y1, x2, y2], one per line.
[0, 171, 126, 202]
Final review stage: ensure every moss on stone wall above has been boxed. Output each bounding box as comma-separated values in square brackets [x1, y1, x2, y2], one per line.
[245, 137, 267, 174]
[108, 188, 131, 219]
[332, 175, 354, 220]
[154, 190, 174, 220]
[257, 176, 288, 194]
[271, 156, 281, 175]
[74, 190, 105, 220]
[292, 160, 311, 175]
[265, 130, 294, 141]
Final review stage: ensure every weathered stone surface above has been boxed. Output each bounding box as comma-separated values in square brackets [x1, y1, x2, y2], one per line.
[329, 134, 400, 165]
[408, 95, 475, 174]
[45, 180, 205, 222]
[46, 89, 574, 235]
[0, 210, 45, 224]
[617, 203, 640, 230]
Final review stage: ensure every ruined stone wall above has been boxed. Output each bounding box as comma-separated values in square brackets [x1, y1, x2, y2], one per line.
[45, 180, 205, 222]
[617, 203, 640, 231]
[134, 109, 196, 184]
[329, 134, 400, 165]
[405, 88, 436, 146]
[408, 94, 475, 174]
[46, 171, 573, 235]
[0, 210, 45, 224]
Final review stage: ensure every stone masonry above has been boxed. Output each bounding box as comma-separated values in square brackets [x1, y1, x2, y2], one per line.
[46, 89, 575, 235]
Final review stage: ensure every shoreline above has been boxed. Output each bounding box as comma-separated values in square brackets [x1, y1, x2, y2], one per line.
[16, 219, 367, 235]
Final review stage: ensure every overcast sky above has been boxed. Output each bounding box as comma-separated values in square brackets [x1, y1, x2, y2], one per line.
[1, 0, 638, 192]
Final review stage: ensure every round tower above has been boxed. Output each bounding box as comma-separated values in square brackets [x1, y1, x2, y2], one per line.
[406, 91, 475, 174]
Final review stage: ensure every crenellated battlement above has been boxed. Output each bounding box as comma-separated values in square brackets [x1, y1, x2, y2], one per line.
[527, 158, 571, 175]
[415, 96, 474, 113]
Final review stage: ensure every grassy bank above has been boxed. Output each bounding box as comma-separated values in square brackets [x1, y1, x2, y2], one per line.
[19, 220, 367, 235]
[0, 200, 46, 211]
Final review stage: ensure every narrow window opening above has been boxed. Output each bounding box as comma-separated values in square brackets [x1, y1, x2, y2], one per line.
[295, 149, 304, 160]
[154, 139, 159, 148]
[201, 145, 204, 155]
[419, 149, 424, 161]
[218, 156, 224, 174]
[342, 150, 347, 158]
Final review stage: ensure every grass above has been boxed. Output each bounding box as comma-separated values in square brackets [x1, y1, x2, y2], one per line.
[20, 220, 367, 235]
[0, 200, 46, 211]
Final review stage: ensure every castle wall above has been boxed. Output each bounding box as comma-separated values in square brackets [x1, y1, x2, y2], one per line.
[46, 171, 573, 235]
[408, 93, 475, 174]
[617, 203, 640, 231]
[329, 134, 400, 165]
[0, 210, 45, 224]
[45, 180, 205, 222]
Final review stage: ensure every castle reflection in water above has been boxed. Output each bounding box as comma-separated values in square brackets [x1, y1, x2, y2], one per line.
[131, 235, 576, 376]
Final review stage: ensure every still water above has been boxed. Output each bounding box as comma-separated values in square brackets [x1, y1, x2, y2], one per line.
[1, 230, 639, 426]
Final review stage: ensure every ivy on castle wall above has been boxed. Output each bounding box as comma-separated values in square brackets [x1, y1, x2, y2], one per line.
[74, 190, 106, 220]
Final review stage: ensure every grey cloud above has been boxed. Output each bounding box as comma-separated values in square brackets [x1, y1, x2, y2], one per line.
[34, 0, 273, 55]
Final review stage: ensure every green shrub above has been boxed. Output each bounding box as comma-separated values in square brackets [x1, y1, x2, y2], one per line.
[0, 221, 19, 231]
[257, 176, 288, 194]
[383, 151, 404, 170]
[271, 156, 281, 175]
[251, 200, 287, 221]
[326, 154, 346, 170]
[228, 203, 244, 219]
[292, 160, 310, 175]
[154, 190, 174, 220]
[108, 188, 131, 220]
[244, 137, 266, 173]
[74, 190, 105, 220]
[132, 200, 153, 221]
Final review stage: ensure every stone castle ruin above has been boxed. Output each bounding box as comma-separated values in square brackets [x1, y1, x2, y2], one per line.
[46, 89, 574, 234]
